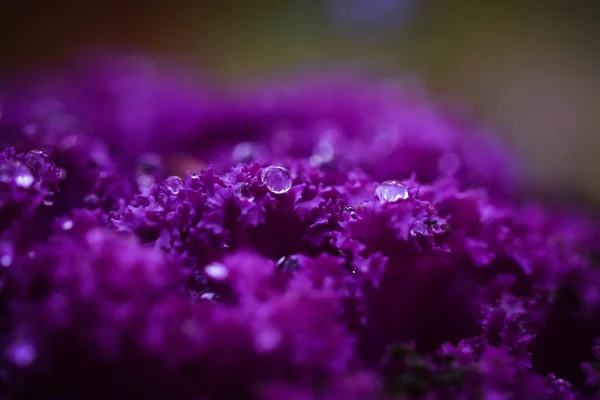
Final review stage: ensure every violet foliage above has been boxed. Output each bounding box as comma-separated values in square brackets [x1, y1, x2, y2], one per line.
[0, 57, 598, 399]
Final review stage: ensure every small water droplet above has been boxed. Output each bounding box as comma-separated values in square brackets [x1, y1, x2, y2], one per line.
[164, 176, 184, 195]
[237, 182, 255, 201]
[8, 341, 36, 368]
[375, 180, 408, 203]
[61, 220, 73, 231]
[199, 292, 216, 300]
[221, 238, 233, 249]
[24, 150, 53, 178]
[43, 197, 55, 207]
[261, 165, 292, 195]
[276, 256, 298, 273]
[205, 262, 228, 280]
[190, 171, 200, 180]
[410, 220, 429, 237]
[232, 142, 260, 164]
[342, 206, 358, 219]
[0, 162, 34, 189]
[438, 152, 461, 176]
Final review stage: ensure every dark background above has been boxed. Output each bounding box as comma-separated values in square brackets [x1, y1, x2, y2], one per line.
[1, 0, 599, 204]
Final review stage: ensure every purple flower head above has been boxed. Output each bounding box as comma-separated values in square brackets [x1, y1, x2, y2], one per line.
[0, 56, 598, 399]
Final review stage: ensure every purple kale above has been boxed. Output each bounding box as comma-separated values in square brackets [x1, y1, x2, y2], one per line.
[0, 56, 598, 399]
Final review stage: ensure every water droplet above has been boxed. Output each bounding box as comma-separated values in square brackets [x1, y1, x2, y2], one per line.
[190, 171, 200, 180]
[164, 176, 184, 195]
[342, 206, 358, 219]
[375, 180, 408, 203]
[205, 262, 228, 280]
[232, 142, 260, 164]
[0, 162, 34, 189]
[8, 341, 36, 367]
[61, 220, 73, 231]
[261, 165, 292, 195]
[43, 197, 55, 206]
[276, 256, 298, 273]
[237, 182, 254, 201]
[24, 150, 52, 178]
[410, 220, 429, 237]
[199, 292, 216, 300]
[438, 152, 461, 176]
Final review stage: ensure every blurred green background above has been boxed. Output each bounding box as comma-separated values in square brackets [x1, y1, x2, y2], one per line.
[1, 0, 599, 204]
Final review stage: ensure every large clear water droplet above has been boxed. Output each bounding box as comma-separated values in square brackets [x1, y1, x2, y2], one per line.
[0, 162, 34, 189]
[261, 165, 292, 195]
[23, 150, 52, 178]
[164, 176, 184, 195]
[375, 180, 408, 203]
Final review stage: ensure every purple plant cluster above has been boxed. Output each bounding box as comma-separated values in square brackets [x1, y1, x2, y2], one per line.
[0, 56, 599, 399]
